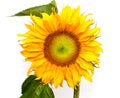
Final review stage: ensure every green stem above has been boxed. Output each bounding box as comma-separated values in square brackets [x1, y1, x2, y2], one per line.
[73, 85, 80, 98]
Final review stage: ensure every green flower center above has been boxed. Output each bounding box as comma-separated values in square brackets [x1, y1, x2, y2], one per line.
[44, 31, 80, 66]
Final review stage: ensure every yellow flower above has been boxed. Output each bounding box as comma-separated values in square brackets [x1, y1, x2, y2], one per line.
[18, 6, 102, 88]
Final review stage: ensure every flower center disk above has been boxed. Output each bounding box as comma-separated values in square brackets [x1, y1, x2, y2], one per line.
[44, 31, 80, 66]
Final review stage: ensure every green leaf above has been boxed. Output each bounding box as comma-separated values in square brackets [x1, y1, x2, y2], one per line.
[14, 0, 58, 17]
[20, 75, 55, 98]
[21, 75, 36, 93]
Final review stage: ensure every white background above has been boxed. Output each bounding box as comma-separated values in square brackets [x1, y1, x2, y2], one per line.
[0, 0, 120, 98]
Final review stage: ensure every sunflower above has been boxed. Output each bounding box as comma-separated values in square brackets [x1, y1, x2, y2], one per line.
[18, 6, 102, 88]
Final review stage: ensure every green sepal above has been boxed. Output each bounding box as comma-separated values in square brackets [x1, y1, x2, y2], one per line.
[91, 62, 99, 68]
[14, 0, 58, 17]
[20, 75, 55, 98]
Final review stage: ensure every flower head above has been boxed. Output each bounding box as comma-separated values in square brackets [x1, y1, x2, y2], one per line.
[18, 6, 102, 88]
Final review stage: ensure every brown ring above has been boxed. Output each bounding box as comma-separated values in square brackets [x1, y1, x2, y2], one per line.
[44, 30, 80, 66]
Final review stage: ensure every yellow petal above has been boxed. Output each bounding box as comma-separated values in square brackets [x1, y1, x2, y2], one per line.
[31, 15, 48, 33]
[25, 53, 44, 62]
[21, 38, 44, 44]
[80, 27, 100, 39]
[60, 6, 72, 23]
[81, 46, 103, 52]
[64, 66, 74, 88]
[53, 66, 64, 88]
[80, 14, 92, 24]
[87, 41, 101, 47]
[25, 24, 49, 36]
[20, 43, 43, 52]
[69, 64, 81, 86]
[28, 58, 47, 74]
[21, 50, 40, 58]
[49, 13, 59, 31]
[70, 6, 80, 24]
[80, 51, 99, 63]
[41, 63, 54, 83]
[77, 58, 94, 74]
[59, 6, 72, 31]
[80, 19, 94, 33]
[43, 20, 54, 33]
[42, 13, 50, 20]
[79, 67, 92, 82]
